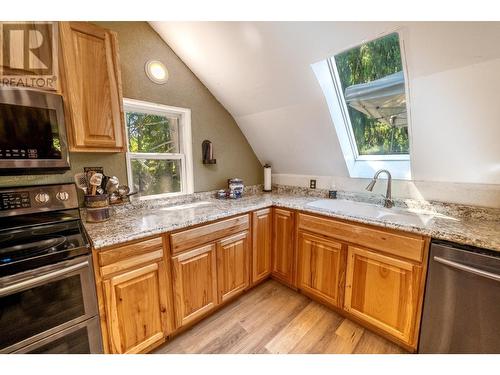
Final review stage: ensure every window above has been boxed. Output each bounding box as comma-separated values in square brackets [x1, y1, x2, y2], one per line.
[124, 98, 193, 198]
[312, 31, 412, 179]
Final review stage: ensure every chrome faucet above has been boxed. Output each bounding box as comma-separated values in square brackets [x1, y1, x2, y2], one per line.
[365, 169, 393, 208]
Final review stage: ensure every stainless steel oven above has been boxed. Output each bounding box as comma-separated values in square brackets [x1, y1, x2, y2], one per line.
[0, 255, 101, 353]
[0, 184, 102, 354]
[0, 87, 70, 173]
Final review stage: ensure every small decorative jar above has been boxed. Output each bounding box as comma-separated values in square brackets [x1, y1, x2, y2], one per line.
[228, 178, 244, 199]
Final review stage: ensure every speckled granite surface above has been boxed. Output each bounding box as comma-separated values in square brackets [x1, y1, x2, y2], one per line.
[83, 185, 500, 252]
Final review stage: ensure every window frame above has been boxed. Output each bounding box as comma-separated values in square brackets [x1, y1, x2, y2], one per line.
[313, 29, 413, 179]
[123, 98, 194, 199]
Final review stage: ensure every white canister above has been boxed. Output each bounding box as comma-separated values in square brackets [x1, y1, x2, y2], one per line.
[263, 164, 272, 192]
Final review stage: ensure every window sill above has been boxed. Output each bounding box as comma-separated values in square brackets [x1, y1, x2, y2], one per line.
[349, 159, 411, 180]
[132, 191, 189, 201]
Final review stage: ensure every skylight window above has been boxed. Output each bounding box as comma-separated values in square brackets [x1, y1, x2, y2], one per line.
[332, 32, 409, 157]
[312, 31, 412, 179]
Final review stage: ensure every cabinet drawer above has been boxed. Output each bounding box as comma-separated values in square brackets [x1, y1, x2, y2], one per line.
[170, 215, 250, 255]
[98, 237, 164, 266]
[298, 213, 426, 262]
[97, 237, 165, 278]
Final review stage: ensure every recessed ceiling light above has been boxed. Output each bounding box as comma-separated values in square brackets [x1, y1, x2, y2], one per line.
[145, 60, 169, 84]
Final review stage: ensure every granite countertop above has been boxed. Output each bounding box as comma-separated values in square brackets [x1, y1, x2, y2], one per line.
[83, 190, 500, 252]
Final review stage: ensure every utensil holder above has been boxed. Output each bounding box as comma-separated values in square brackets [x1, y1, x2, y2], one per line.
[84, 194, 109, 208]
[85, 207, 111, 223]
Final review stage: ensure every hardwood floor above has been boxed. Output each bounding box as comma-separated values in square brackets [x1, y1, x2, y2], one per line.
[154, 279, 407, 354]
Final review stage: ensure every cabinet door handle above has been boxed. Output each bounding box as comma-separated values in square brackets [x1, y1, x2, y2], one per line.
[433, 256, 500, 282]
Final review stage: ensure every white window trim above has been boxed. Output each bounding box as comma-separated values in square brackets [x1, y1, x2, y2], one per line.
[123, 98, 194, 199]
[312, 29, 413, 180]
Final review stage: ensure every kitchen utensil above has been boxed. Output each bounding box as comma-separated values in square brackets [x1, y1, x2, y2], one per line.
[89, 173, 103, 195]
[74, 173, 88, 194]
[101, 175, 109, 191]
[85, 170, 94, 191]
[109, 193, 120, 204]
[106, 176, 119, 195]
[117, 185, 130, 197]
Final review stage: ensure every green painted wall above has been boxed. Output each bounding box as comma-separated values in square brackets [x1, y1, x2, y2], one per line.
[0, 21, 262, 192]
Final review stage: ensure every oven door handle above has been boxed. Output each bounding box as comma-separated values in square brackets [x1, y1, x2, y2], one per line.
[0, 260, 89, 297]
[434, 256, 500, 282]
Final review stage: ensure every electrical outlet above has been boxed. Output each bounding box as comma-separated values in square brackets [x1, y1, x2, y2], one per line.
[309, 179, 316, 189]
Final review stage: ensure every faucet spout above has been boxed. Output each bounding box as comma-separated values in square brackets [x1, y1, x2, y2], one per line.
[365, 169, 393, 208]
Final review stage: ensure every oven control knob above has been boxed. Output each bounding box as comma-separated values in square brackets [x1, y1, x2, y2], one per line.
[35, 192, 50, 204]
[56, 191, 70, 201]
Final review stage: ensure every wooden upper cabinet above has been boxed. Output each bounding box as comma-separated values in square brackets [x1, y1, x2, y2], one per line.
[172, 244, 218, 327]
[102, 261, 170, 354]
[297, 232, 346, 308]
[251, 209, 272, 284]
[272, 208, 295, 286]
[344, 246, 422, 347]
[59, 22, 125, 152]
[217, 231, 250, 303]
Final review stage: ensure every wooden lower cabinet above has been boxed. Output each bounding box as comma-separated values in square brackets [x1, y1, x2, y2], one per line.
[95, 210, 429, 353]
[172, 244, 218, 327]
[344, 246, 422, 347]
[217, 231, 250, 303]
[272, 208, 295, 286]
[297, 231, 346, 308]
[252, 209, 272, 284]
[102, 260, 170, 354]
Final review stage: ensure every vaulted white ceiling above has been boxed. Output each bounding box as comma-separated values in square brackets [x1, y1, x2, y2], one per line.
[150, 22, 500, 184]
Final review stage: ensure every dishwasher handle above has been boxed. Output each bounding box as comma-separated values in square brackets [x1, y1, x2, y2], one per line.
[434, 256, 500, 283]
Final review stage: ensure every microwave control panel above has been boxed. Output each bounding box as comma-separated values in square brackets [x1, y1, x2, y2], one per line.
[0, 149, 38, 159]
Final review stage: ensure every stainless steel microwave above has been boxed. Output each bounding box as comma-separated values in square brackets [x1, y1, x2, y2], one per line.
[0, 87, 70, 174]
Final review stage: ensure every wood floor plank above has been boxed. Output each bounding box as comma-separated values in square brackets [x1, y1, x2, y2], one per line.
[265, 302, 329, 354]
[227, 293, 310, 353]
[353, 330, 406, 354]
[198, 323, 249, 354]
[154, 280, 407, 354]
[160, 281, 280, 353]
[322, 319, 365, 354]
[289, 309, 344, 354]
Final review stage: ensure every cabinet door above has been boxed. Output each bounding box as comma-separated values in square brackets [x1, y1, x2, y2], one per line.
[297, 232, 346, 308]
[252, 209, 272, 284]
[217, 231, 250, 303]
[59, 22, 125, 152]
[272, 208, 295, 286]
[103, 261, 169, 354]
[344, 246, 421, 346]
[172, 244, 218, 327]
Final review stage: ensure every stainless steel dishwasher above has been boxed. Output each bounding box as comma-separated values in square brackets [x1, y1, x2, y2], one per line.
[419, 240, 500, 353]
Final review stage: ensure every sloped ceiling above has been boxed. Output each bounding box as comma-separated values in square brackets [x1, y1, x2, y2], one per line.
[150, 22, 500, 184]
